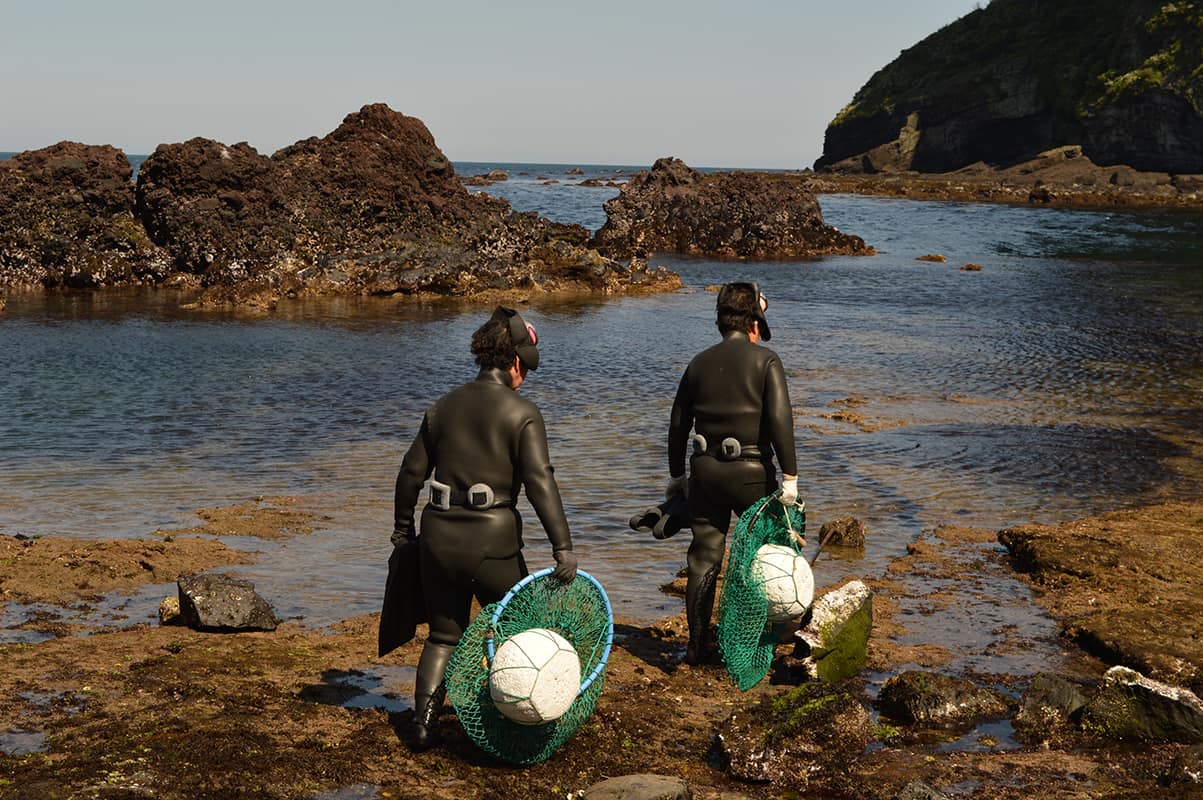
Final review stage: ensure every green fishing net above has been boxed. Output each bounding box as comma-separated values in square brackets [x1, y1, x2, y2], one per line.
[444, 569, 613, 765]
[716, 494, 807, 691]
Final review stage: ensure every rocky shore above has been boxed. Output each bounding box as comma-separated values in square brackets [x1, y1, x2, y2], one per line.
[0, 105, 680, 309]
[807, 145, 1203, 210]
[3, 498, 1203, 798]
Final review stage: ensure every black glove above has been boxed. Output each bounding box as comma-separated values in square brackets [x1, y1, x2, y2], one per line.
[551, 550, 578, 583]
[390, 524, 416, 547]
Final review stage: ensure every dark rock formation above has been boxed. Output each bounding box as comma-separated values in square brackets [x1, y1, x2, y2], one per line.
[135, 104, 678, 306]
[710, 682, 872, 788]
[877, 670, 1010, 726]
[0, 142, 168, 288]
[592, 157, 873, 260]
[0, 105, 679, 305]
[1013, 673, 1088, 741]
[817, 0, 1203, 175]
[1167, 744, 1203, 786]
[177, 573, 278, 632]
[1079, 666, 1203, 743]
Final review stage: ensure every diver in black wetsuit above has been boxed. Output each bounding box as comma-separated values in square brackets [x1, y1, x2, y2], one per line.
[667, 282, 799, 665]
[392, 306, 577, 750]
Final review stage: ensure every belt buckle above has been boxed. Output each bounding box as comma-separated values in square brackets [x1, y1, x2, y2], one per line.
[466, 483, 495, 510]
[720, 437, 742, 460]
[429, 479, 452, 511]
[691, 433, 708, 456]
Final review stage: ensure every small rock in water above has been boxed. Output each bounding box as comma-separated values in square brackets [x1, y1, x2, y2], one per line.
[960, 263, 983, 271]
[916, 254, 947, 263]
[818, 516, 866, 548]
[877, 670, 1010, 725]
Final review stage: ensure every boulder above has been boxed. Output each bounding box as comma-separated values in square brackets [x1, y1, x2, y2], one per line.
[792, 580, 872, 682]
[877, 670, 1010, 726]
[1013, 673, 1088, 741]
[0, 142, 168, 288]
[1079, 665, 1203, 743]
[177, 573, 278, 632]
[582, 774, 691, 800]
[158, 595, 183, 626]
[710, 682, 871, 788]
[592, 157, 873, 260]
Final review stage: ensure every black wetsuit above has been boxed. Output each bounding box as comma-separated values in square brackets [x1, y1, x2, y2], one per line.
[668, 330, 797, 658]
[393, 367, 573, 713]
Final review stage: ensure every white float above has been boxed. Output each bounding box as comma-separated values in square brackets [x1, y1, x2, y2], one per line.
[753, 543, 815, 622]
[489, 627, 582, 725]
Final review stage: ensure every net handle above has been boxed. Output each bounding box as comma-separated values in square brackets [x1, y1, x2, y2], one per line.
[484, 568, 614, 697]
[746, 491, 806, 550]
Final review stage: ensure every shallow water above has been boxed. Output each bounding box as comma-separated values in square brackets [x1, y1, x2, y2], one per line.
[2, 167, 1202, 636]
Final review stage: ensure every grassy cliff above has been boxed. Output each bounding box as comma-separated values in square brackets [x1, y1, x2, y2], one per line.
[817, 0, 1203, 173]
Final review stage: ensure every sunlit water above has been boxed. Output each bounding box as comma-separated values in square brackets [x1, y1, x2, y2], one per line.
[2, 162, 1202, 638]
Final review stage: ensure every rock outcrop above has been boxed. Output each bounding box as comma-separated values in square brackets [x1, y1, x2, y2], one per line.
[877, 670, 1010, 726]
[817, 0, 1203, 175]
[0, 142, 168, 288]
[0, 105, 680, 305]
[592, 157, 873, 260]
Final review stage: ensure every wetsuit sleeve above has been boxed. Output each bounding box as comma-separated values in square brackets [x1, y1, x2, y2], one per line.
[518, 408, 573, 552]
[393, 415, 434, 538]
[765, 355, 798, 477]
[668, 370, 694, 477]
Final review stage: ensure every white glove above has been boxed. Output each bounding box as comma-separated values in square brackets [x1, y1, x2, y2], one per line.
[665, 474, 688, 500]
[779, 475, 799, 506]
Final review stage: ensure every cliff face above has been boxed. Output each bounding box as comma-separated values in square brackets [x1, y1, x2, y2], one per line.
[816, 0, 1203, 174]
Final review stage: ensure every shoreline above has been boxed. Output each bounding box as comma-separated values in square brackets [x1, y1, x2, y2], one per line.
[2, 496, 1201, 797]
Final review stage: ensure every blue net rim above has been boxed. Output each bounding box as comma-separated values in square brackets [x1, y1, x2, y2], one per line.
[484, 568, 613, 695]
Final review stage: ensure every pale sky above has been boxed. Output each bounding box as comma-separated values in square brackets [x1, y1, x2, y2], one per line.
[1, 1, 979, 168]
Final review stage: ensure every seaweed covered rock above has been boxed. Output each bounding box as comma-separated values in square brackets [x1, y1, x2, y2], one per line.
[817, 0, 1203, 174]
[135, 104, 679, 306]
[791, 579, 872, 682]
[1079, 666, 1203, 743]
[0, 142, 168, 288]
[593, 157, 873, 260]
[710, 682, 871, 788]
[877, 670, 1010, 726]
[1013, 672, 1089, 742]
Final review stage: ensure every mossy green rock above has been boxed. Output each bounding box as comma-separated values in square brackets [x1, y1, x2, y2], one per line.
[1080, 666, 1203, 743]
[818, 0, 1203, 174]
[711, 682, 871, 787]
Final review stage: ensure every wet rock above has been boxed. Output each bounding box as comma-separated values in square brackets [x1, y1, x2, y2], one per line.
[1167, 743, 1203, 786]
[877, 670, 1010, 726]
[593, 157, 873, 260]
[1079, 665, 1203, 743]
[916, 254, 946, 263]
[158, 596, 183, 626]
[710, 682, 871, 789]
[959, 263, 982, 271]
[582, 774, 691, 800]
[818, 517, 866, 548]
[791, 580, 872, 682]
[895, 781, 949, 800]
[1013, 673, 1088, 741]
[999, 506, 1203, 694]
[177, 573, 278, 632]
[0, 142, 169, 288]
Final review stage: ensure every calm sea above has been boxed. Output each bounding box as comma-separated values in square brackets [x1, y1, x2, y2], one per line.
[2, 159, 1202, 635]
